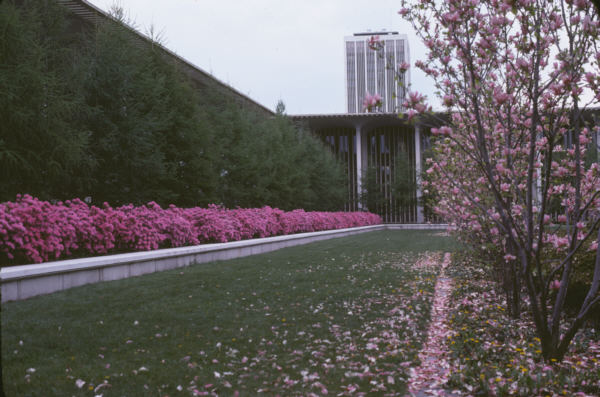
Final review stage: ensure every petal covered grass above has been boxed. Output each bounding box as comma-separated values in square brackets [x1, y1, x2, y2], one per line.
[0, 195, 381, 265]
[2, 230, 457, 396]
[444, 254, 600, 396]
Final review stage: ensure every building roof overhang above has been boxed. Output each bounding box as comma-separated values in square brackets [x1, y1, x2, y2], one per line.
[291, 112, 450, 130]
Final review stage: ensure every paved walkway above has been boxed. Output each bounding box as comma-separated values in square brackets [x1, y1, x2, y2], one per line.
[406, 253, 462, 397]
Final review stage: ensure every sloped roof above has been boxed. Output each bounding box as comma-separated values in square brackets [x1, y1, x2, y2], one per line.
[55, 0, 274, 116]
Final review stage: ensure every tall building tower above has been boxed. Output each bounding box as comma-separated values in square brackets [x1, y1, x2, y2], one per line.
[344, 31, 410, 113]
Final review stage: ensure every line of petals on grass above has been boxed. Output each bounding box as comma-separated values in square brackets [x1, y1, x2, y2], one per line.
[406, 253, 461, 397]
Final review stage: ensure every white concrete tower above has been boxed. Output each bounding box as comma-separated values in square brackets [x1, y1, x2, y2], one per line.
[344, 31, 410, 114]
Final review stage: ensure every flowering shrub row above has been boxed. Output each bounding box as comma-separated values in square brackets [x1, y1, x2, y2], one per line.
[0, 195, 382, 265]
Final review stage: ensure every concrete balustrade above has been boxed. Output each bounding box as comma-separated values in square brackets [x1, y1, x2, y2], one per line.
[1, 224, 447, 303]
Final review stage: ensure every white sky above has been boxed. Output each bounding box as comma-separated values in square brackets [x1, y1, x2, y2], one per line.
[86, 0, 440, 115]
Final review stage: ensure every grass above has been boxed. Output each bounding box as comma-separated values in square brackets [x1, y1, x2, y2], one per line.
[444, 253, 600, 396]
[2, 230, 456, 396]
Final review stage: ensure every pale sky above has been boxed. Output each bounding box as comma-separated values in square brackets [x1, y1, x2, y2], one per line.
[86, 0, 441, 115]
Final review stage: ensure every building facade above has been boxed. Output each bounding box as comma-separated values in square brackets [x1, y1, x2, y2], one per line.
[331, 31, 423, 222]
[294, 114, 438, 223]
[344, 31, 410, 114]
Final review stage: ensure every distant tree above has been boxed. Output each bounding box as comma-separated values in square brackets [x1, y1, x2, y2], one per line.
[360, 165, 385, 213]
[290, 126, 346, 211]
[390, 149, 417, 209]
[210, 102, 345, 211]
[275, 99, 286, 115]
[360, 150, 416, 215]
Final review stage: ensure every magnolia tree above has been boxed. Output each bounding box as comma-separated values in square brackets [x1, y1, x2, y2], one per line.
[396, 0, 600, 361]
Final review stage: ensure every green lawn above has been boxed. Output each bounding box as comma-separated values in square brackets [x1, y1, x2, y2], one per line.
[2, 230, 456, 396]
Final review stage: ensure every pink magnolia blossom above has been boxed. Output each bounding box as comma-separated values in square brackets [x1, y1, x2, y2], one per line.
[442, 11, 460, 23]
[397, 61, 410, 72]
[368, 35, 382, 51]
[442, 95, 454, 106]
[363, 92, 383, 112]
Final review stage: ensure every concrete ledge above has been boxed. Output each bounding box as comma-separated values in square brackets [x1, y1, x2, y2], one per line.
[386, 223, 448, 230]
[1, 224, 448, 302]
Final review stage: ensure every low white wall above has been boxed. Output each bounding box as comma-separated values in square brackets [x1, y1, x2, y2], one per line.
[1, 224, 447, 302]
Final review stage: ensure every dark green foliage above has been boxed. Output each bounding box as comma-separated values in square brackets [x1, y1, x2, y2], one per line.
[298, 132, 347, 211]
[208, 107, 346, 210]
[0, 1, 92, 200]
[390, 149, 416, 207]
[565, 247, 600, 328]
[420, 146, 443, 222]
[360, 165, 386, 211]
[360, 150, 416, 212]
[80, 18, 219, 206]
[0, 1, 346, 210]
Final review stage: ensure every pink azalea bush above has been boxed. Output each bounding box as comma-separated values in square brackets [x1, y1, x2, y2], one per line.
[0, 195, 381, 265]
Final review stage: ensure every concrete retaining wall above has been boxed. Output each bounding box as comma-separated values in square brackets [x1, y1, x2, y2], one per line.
[1, 224, 447, 303]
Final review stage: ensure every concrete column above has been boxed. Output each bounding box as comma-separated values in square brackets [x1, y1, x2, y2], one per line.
[356, 126, 363, 209]
[415, 124, 424, 223]
[361, 129, 368, 177]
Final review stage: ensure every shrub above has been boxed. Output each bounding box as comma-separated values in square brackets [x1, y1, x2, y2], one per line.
[0, 195, 382, 265]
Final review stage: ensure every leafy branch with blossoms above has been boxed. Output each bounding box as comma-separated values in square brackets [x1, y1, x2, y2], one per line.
[397, 0, 600, 362]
